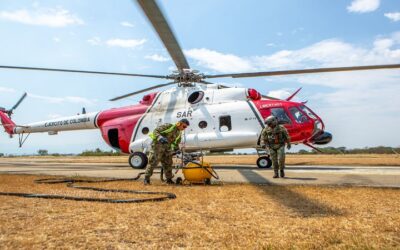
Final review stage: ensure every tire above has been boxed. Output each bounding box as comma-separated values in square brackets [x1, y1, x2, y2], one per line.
[257, 156, 272, 169]
[129, 152, 148, 169]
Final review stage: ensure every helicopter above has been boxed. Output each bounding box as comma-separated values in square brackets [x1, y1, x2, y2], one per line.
[1, 0, 400, 169]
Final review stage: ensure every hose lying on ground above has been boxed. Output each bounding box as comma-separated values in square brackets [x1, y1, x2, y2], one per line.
[0, 171, 176, 203]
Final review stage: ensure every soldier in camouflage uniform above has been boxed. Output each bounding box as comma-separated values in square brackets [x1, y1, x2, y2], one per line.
[144, 119, 190, 185]
[261, 115, 291, 178]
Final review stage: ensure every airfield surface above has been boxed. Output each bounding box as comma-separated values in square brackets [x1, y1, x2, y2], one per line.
[0, 157, 399, 249]
[0, 157, 399, 187]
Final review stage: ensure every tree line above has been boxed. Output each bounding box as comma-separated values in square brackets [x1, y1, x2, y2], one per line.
[296, 146, 400, 154]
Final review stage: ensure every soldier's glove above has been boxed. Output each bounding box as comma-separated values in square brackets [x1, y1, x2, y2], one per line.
[158, 137, 168, 144]
[287, 144, 291, 150]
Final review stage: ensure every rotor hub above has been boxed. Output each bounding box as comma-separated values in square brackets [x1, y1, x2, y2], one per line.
[168, 69, 205, 85]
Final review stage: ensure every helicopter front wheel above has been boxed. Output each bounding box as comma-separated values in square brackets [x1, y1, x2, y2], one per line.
[256, 156, 272, 169]
[129, 152, 148, 169]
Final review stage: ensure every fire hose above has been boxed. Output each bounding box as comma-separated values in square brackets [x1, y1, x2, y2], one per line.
[0, 171, 176, 203]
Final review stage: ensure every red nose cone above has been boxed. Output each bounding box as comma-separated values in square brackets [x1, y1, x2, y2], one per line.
[247, 88, 261, 100]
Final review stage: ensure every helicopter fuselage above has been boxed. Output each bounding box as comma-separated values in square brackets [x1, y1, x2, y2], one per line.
[2, 84, 330, 154]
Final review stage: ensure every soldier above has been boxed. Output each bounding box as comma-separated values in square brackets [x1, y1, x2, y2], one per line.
[144, 119, 190, 185]
[261, 115, 291, 178]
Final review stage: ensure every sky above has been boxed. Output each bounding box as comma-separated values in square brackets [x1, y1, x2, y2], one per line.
[0, 0, 399, 154]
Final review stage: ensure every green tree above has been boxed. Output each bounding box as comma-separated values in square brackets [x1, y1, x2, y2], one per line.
[37, 149, 48, 156]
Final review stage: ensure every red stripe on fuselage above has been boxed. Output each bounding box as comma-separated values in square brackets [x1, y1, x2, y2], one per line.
[96, 92, 158, 153]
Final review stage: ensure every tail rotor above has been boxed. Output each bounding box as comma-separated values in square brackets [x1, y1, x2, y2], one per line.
[5, 92, 27, 117]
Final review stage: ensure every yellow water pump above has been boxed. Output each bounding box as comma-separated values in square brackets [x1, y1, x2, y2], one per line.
[182, 161, 218, 184]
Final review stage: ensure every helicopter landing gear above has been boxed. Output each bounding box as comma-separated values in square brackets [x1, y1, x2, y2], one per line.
[256, 147, 272, 168]
[256, 156, 272, 168]
[129, 152, 148, 169]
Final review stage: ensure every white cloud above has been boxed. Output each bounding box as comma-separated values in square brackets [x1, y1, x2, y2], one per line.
[186, 33, 400, 74]
[255, 34, 400, 70]
[145, 54, 169, 62]
[184, 48, 254, 73]
[0, 87, 16, 93]
[120, 21, 134, 28]
[266, 89, 292, 100]
[28, 93, 96, 105]
[266, 43, 276, 47]
[347, 0, 380, 13]
[87, 37, 101, 46]
[53, 37, 60, 43]
[385, 12, 400, 22]
[106, 38, 146, 48]
[0, 7, 84, 27]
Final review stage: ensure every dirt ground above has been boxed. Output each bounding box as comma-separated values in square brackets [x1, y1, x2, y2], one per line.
[0, 174, 399, 249]
[2, 154, 399, 166]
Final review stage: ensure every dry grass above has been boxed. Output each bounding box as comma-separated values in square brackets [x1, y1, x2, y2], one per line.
[205, 154, 400, 166]
[2, 154, 400, 166]
[0, 174, 399, 249]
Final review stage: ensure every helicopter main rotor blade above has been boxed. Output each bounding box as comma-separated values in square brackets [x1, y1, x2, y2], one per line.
[0, 65, 169, 79]
[136, 0, 190, 71]
[109, 81, 176, 101]
[205, 64, 400, 79]
[10, 92, 27, 112]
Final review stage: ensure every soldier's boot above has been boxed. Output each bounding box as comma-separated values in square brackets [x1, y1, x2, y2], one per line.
[280, 169, 285, 178]
[166, 179, 175, 185]
[273, 170, 279, 178]
[144, 177, 151, 185]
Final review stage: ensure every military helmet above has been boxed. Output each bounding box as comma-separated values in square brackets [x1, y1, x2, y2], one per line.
[265, 115, 278, 127]
[179, 118, 190, 126]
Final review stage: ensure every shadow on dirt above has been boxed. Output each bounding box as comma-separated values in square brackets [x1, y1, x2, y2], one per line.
[238, 169, 345, 217]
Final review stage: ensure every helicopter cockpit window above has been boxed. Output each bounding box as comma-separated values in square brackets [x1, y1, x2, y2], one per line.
[300, 105, 317, 120]
[289, 107, 309, 124]
[188, 91, 204, 104]
[219, 115, 232, 132]
[270, 108, 291, 124]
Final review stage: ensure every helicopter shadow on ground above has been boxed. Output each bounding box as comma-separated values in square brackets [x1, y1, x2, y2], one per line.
[238, 169, 345, 217]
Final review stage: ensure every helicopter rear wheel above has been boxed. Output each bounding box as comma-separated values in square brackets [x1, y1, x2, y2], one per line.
[129, 152, 148, 169]
[257, 156, 272, 169]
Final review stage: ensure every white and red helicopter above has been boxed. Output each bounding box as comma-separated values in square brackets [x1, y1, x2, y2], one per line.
[1, 0, 400, 169]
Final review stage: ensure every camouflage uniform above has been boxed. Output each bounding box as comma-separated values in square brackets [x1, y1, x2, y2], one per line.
[261, 125, 291, 171]
[145, 123, 182, 180]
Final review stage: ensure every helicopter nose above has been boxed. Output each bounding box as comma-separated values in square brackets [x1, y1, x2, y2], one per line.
[310, 131, 332, 145]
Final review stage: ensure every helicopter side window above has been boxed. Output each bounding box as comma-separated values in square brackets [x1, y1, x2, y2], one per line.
[198, 121, 208, 129]
[270, 108, 291, 124]
[142, 127, 149, 135]
[289, 107, 309, 124]
[219, 115, 232, 132]
[188, 91, 204, 104]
